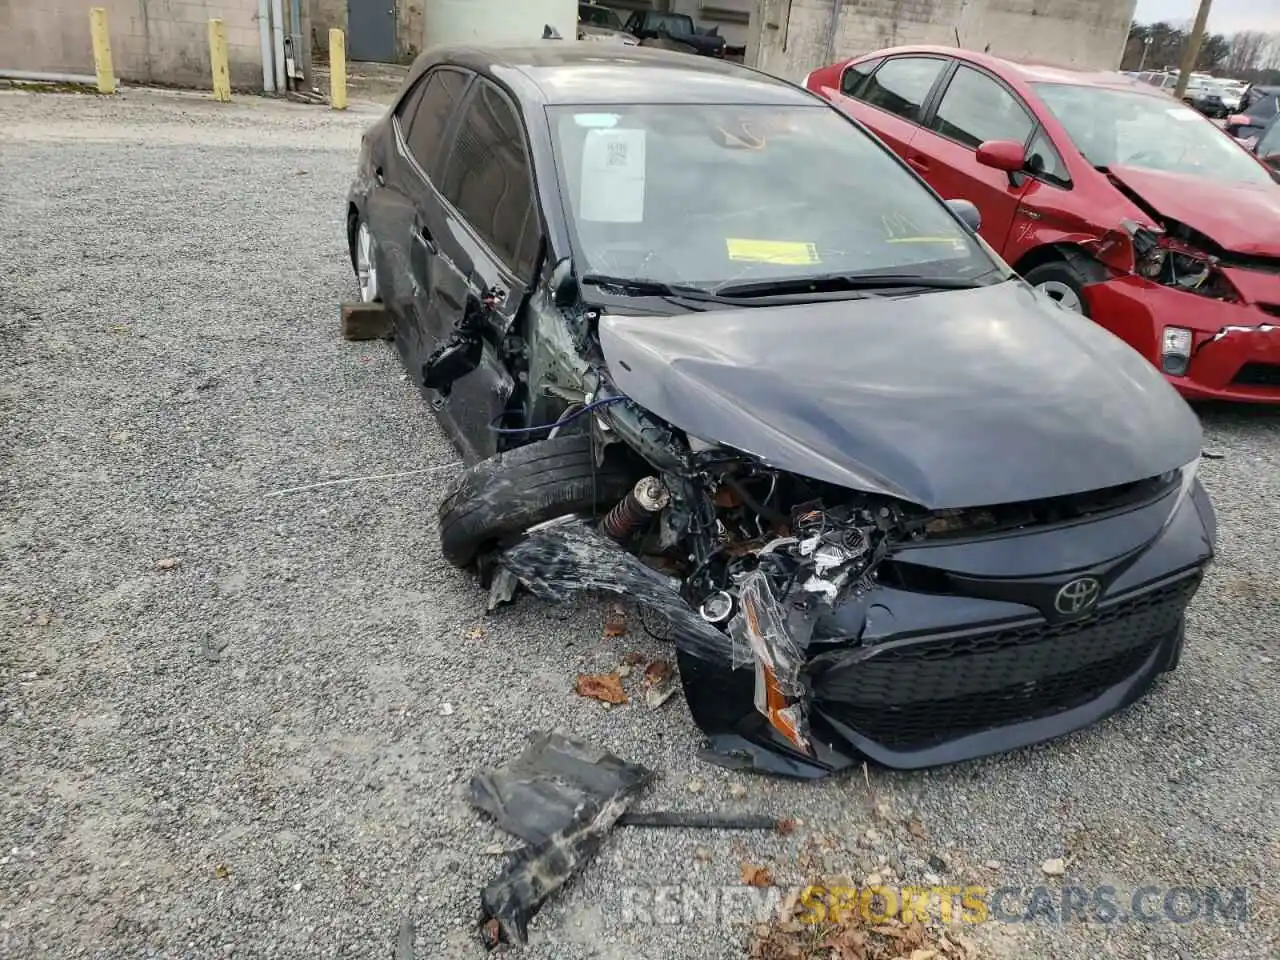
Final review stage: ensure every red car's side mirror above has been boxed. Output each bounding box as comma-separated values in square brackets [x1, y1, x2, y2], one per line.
[975, 140, 1026, 173]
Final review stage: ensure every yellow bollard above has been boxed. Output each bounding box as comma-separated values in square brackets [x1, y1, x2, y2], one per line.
[89, 7, 116, 94]
[208, 19, 231, 102]
[329, 29, 348, 110]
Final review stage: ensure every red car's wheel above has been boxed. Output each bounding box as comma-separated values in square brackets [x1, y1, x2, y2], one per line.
[1024, 262, 1091, 317]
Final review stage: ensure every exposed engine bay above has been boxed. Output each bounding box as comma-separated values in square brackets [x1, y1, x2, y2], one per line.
[492, 337, 1183, 763]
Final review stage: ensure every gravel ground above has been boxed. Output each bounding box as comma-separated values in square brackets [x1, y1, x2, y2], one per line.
[1, 87, 1279, 960]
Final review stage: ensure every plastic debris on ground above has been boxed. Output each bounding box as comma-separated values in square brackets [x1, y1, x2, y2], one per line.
[469, 731, 654, 946]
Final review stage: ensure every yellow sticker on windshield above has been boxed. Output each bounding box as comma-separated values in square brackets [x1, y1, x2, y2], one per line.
[725, 239, 821, 265]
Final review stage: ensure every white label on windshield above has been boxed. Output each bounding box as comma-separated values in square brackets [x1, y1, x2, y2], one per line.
[580, 128, 646, 223]
[573, 113, 620, 128]
[1167, 108, 1199, 120]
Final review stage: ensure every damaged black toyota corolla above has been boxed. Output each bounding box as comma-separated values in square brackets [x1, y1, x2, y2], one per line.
[346, 44, 1216, 779]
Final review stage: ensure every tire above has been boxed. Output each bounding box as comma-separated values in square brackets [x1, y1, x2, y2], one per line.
[349, 211, 379, 304]
[437, 434, 639, 569]
[1023, 261, 1092, 318]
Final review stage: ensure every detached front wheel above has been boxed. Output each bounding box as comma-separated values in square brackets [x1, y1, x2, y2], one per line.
[437, 434, 638, 569]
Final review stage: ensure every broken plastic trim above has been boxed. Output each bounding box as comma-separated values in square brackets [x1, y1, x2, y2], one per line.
[470, 731, 653, 947]
[498, 515, 734, 660]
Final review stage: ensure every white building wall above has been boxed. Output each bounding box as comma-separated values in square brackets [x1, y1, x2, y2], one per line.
[750, 0, 1136, 83]
[423, 0, 577, 48]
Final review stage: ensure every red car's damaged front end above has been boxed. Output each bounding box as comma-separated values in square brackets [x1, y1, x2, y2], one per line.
[1077, 167, 1280, 403]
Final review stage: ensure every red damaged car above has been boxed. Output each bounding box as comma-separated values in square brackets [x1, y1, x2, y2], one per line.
[804, 48, 1280, 402]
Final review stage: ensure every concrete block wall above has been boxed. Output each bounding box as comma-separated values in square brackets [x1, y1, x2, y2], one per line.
[310, 0, 424, 62]
[0, 0, 265, 88]
[753, 0, 1136, 83]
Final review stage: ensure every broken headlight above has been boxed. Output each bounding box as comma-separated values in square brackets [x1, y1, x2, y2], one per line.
[1159, 456, 1201, 535]
[1125, 220, 1237, 303]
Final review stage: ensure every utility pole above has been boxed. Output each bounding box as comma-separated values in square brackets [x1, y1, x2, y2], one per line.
[1173, 0, 1212, 99]
[299, 0, 313, 90]
[1137, 35, 1152, 71]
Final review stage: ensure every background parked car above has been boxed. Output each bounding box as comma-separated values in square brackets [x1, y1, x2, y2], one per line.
[623, 9, 726, 57]
[1182, 78, 1228, 118]
[804, 47, 1280, 402]
[1226, 86, 1280, 143]
[577, 3, 638, 45]
[1251, 115, 1280, 172]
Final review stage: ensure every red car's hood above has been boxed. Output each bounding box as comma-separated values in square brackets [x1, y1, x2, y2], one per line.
[1107, 165, 1280, 256]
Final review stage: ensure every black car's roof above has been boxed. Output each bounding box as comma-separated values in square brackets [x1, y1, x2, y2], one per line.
[423, 43, 817, 107]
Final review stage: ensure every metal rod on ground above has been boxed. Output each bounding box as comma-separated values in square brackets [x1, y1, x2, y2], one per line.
[89, 7, 116, 94]
[329, 29, 347, 110]
[0, 69, 108, 85]
[618, 811, 783, 830]
[257, 0, 276, 92]
[1173, 0, 1213, 100]
[208, 19, 231, 101]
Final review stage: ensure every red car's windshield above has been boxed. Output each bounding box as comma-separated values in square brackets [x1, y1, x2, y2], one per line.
[1032, 82, 1273, 186]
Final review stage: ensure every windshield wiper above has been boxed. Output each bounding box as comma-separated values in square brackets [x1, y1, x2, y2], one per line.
[712, 272, 991, 298]
[579, 274, 726, 304]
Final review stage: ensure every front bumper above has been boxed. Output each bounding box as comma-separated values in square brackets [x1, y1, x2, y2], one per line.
[678, 478, 1215, 778]
[1083, 274, 1280, 403]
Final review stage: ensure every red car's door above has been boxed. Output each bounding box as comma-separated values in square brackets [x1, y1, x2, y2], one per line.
[907, 63, 1036, 251]
[830, 55, 949, 159]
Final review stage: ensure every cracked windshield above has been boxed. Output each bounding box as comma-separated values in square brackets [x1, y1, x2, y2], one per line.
[548, 103, 1001, 290]
[1032, 82, 1273, 185]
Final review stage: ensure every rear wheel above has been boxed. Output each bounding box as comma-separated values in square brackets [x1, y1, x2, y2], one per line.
[1024, 261, 1090, 317]
[437, 434, 638, 569]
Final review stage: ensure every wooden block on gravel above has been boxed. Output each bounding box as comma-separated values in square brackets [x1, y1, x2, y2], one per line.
[341, 302, 394, 341]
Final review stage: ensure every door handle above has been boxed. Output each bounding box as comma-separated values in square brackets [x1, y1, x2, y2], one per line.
[414, 226, 437, 255]
[374, 165, 385, 186]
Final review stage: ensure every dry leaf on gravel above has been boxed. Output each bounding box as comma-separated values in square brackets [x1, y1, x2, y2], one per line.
[749, 891, 979, 960]
[603, 604, 627, 637]
[465, 625, 484, 640]
[776, 818, 799, 836]
[621, 650, 648, 666]
[642, 659, 674, 686]
[740, 862, 774, 887]
[907, 818, 928, 840]
[575, 672, 628, 704]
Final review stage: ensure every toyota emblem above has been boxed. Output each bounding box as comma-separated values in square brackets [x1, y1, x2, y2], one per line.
[1054, 577, 1101, 616]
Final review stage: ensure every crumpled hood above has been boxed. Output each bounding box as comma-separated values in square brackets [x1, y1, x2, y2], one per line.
[1107, 164, 1280, 256]
[598, 280, 1202, 510]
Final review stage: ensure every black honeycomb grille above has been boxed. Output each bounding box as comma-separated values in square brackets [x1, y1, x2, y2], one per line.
[815, 576, 1200, 750]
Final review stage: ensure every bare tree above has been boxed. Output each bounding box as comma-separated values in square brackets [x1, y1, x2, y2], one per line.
[1223, 30, 1270, 75]
[1264, 32, 1280, 71]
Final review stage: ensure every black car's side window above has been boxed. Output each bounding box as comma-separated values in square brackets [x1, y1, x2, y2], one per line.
[439, 80, 539, 277]
[398, 67, 470, 181]
[858, 57, 946, 123]
[930, 65, 1034, 150]
[840, 58, 882, 98]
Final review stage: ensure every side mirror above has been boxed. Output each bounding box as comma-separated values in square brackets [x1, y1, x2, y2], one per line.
[975, 139, 1027, 173]
[550, 257, 577, 308]
[946, 198, 982, 233]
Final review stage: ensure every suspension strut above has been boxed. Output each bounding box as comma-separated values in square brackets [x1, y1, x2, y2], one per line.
[601, 477, 670, 542]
